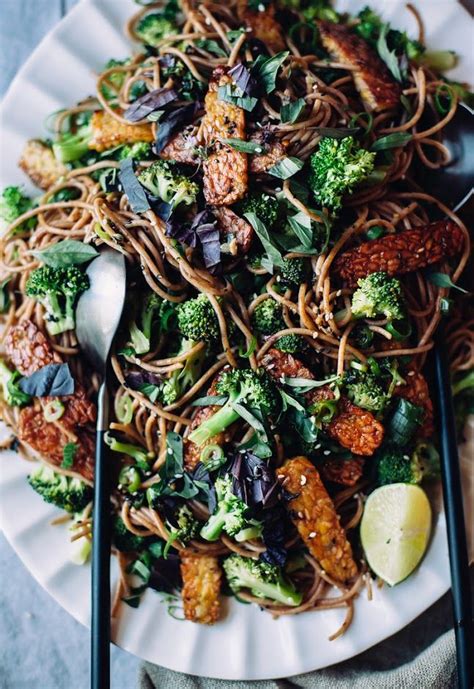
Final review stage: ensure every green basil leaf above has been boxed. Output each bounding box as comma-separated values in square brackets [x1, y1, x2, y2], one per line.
[377, 23, 402, 81]
[280, 98, 305, 124]
[31, 239, 99, 268]
[427, 272, 469, 294]
[220, 138, 266, 154]
[287, 212, 313, 249]
[244, 212, 285, 272]
[238, 335, 257, 358]
[194, 38, 227, 57]
[370, 133, 413, 151]
[252, 51, 289, 94]
[283, 374, 339, 391]
[267, 157, 304, 179]
[217, 85, 258, 112]
[190, 395, 228, 407]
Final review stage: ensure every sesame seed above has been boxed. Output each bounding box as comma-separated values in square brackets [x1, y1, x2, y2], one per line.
[118, 484, 123, 490]
[277, 474, 284, 480]
[300, 475, 307, 485]
[323, 450, 331, 455]
[403, 455, 410, 460]
[312, 331, 319, 338]
[336, 290, 342, 297]
[408, 370, 415, 376]
[297, 511, 304, 519]
[309, 531, 316, 538]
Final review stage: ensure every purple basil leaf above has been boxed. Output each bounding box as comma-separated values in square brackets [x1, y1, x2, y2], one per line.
[119, 158, 150, 214]
[149, 198, 173, 221]
[154, 102, 199, 153]
[168, 209, 222, 272]
[228, 62, 259, 97]
[19, 363, 75, 397]
[230, 452, 279, 510]
[260, 507, 288, 567]
[149, 553, 182, 594]
[124, 87, 178, 122]
[195, 222, 221, 272]
[125, 371, 163, 389]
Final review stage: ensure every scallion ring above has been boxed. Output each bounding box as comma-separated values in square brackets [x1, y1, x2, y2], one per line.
[115, 393, 134, 425]
[199, 444, 226, 471]
[43, 399, 65, 422]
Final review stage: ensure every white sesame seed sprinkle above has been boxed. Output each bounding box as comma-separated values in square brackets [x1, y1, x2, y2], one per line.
[323, 450, 331, 455]
[300, 475, 307, 485]
[309, 531, 316, 538]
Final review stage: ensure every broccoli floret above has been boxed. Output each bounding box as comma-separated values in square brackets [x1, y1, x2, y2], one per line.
[302, 1, 339, 22]
[344, 370, 387, 412]
[176, 293, 220, 344]
[105, 433, 155, 469]
[113, 516, 148, 552]
[188, 368, 280, 447]
[351, 323, 374, 349]
[128, 291, 164, 355]
[277, 257, 309, 289]
[309, 136, 375, 210]
[355, 7, 424, 60]
[28, 464, 92, 513]
[167, 504, 200, 544]
[118, 142, 153, 161]
[0, 360, 31, 407]
[101, 58, 129, 100]
[223, 554, 302, 606]
[351, 272, 406, 322]
[200, 475, 262, 542]
[135, 12, 178, 46]
[376, 442, 440, 486]
[160, 338, 207, 405]
[252, 299, 307, 356]
[0, 186, 36, 232]
[52, 123, 93, 164]
[241, 193, 280, 229]
[138, 160, 198, 209]
[25, 266, 89, 336]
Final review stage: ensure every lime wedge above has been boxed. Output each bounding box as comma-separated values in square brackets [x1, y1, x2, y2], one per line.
[360, 483, 432, 586]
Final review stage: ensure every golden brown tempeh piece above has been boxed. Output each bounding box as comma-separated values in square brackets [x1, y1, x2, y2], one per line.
[5, 320, 62, 377]
[278, 456, 358, 582]
[332, 220, 465, 287]
[89, 111, 154, 153]
[201, 66, 248, 206]
[160, 128, 200, 165]
[318, 20, 401, 111]
[327, 397, 384, 456]
[236, 0, 286, 52]
[19, 140, 68, 191]
[261, 349, 384, 456]
[180, 553, 222, 624]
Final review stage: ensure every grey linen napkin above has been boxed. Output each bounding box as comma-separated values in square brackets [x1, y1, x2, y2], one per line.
[136, 572, 474, 689]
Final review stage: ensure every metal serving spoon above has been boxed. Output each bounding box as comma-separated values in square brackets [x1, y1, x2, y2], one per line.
[76, 247, 126, 689]
[419, 101, 473, 689]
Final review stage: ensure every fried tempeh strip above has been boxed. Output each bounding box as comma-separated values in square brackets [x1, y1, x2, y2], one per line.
[261, 349, 383, 456]
[5, 320, 96, 480]
[278, 456, 358, 582]
[236, 0, 286, 52]
[201, 66, 248, 206]
[212, 206, 254, 256]
[180, 553, 222, 624]
[332, 220, 465, 287]
[19, 140, 68, 191]
[393, 369, 434, 438]
[89, 111, 154, 153]
[160, 128, 199, 165]
[5, 320, 62, 376]
[318, 20, 401, 111]
[248, 132, 288, 174]
[320, 457, 365, 487]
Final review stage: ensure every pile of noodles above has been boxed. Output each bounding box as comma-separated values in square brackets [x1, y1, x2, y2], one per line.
[0, 0, 471, 636]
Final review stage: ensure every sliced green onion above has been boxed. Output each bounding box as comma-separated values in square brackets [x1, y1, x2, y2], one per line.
[349, 360, 368, 372]
[387, 398, 425, 446]
[115, 393, 134, 425]
[386, 319, 412, 341]
[199, 444, 226, 471]
[163, 531, 180, 559]
[434, 83, 454, 115]
[118, 465, 142, 493]
[43, 399, 65, 422]
[349, 112, 373, 134]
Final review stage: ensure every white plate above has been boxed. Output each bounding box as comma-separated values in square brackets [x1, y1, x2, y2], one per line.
[0, 0, 472, 680]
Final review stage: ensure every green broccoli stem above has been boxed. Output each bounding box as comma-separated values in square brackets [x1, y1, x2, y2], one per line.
[200, 506, 229, 541]
[188, 397, 239, 446]
[234, 524, 262, 543]
[45, 292, 75, 335]
[53, 124, 92, 164]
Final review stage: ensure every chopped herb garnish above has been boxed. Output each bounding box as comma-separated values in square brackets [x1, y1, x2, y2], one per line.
[61, 442, 78, 470]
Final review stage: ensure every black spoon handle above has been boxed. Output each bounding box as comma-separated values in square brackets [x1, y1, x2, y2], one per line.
[91, 383, 111, 689]
[434, 327, 473, 689]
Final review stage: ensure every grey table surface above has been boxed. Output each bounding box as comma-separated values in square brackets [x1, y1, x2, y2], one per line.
[0, 2, 139, 688]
